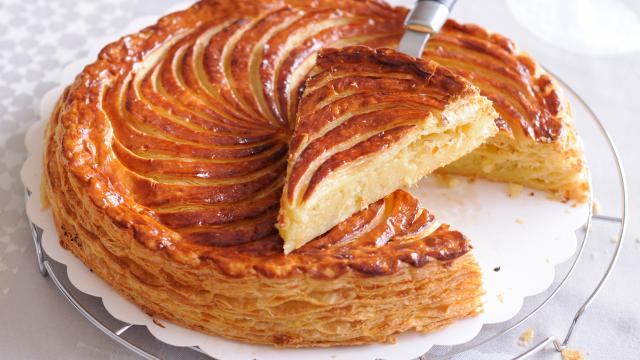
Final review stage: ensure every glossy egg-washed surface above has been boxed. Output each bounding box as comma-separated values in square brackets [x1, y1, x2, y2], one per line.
[285, 45, 474, 203]
[49, 0, 562, 278]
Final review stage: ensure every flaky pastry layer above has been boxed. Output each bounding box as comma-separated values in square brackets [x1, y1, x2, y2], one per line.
[278, 46, 498, 251]
[425, 21, 589, 202]
[44, 140, 482, 345]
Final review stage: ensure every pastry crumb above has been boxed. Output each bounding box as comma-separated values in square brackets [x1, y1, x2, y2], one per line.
[496, 293, 505, 303]
[436, 174, 460, 188]
[515, 218, 524, 224]
[481, 159, 495, 173]
[529, 191, 535, 197]
[152, 318, 166, 328]
[467, 176, 477, 184]
[561, 348, 585, 360]
[507, 183, 523, 198]
[518, 327, 535, 346]
[592, 199, 601, 215]
[493, 266, 501, 272]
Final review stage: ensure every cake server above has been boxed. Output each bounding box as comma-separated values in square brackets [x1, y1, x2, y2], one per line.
[397, 0, 457, 57]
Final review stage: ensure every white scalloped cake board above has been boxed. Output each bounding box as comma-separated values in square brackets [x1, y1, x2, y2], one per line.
[20, 1, 589, 359]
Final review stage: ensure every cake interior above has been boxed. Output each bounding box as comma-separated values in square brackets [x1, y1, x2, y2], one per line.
[281, 94, 497, 253]
[442, 126, 588, 202]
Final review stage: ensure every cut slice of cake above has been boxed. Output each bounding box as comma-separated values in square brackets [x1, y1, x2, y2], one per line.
[278, 46, 498, 253]
[426, 20, 589, 203]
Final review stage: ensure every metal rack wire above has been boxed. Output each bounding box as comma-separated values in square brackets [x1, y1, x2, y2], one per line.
[26, 73, 627, 359]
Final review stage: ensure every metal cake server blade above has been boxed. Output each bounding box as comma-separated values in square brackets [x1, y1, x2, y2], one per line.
[397, 0, 458, 58]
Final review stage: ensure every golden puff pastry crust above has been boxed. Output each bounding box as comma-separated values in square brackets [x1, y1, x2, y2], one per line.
[42, 0, 589, 348]
[42, 0, 483, 347]
[278, 46, 498, 251]
[425, 20, 589, 202]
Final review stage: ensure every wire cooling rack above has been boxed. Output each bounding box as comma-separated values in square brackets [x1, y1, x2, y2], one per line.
[25, 71, 627, 359]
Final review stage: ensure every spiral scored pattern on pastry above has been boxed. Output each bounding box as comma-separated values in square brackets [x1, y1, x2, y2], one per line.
[43, 0, 484, 346]
[278, 46, 498, 251]
[41, 0, 586, 347]
[99, 0, 412, 252]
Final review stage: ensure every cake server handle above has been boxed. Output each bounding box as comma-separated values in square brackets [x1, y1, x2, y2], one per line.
[397, 0, 457, 58]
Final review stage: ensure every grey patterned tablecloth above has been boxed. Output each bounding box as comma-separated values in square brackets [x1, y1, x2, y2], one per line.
[0, 0, 638, 359]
